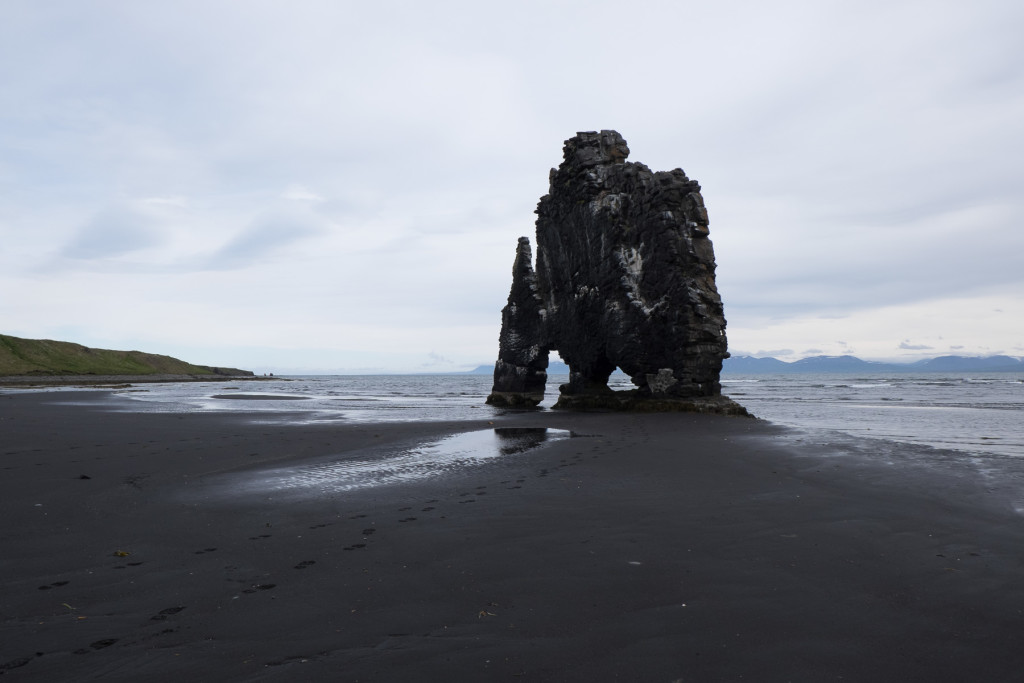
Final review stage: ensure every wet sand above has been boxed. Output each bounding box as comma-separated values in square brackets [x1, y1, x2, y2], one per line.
[2, 391, 1024, 681]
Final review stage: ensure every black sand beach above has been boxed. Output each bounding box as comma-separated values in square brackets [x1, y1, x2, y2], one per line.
[3, 391, 1024, 681]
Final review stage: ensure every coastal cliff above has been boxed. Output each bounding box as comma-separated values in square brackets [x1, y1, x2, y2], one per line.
[0, 334, 253, 380]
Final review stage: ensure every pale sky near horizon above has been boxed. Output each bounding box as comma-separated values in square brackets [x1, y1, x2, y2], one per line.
[2, 1, 1022, 373]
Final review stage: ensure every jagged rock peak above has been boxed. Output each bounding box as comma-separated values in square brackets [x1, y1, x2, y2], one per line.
[562, 130, 631, 168]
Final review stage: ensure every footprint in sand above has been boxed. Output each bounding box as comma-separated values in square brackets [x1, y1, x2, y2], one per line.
[73, 638, 119, 654]
[0, 656, 37, 672]
[265, 652, 328, 667]
[194, 548, 217, 555]
[150, 607, 185, 621]
[90, 638, 119, 651]
[293, 560, 316, 569]
[37, 581, 69, 591]
[242, 584, 276, 594]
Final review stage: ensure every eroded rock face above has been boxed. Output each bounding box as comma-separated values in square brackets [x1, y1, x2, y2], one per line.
[486, 130, 738, 413]
[487, 238, 549, 408]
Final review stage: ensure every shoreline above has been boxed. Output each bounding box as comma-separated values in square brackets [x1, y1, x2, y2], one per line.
[0, 374, 273, 388]
[3, 391, 1024, 680]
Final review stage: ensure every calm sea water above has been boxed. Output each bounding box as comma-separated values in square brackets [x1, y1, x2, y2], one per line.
[18, 371, 1024, 459]
[719, 373, 1024, 459]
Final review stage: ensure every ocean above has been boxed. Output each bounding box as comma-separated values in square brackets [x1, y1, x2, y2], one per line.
[718, 373, 1024, 460]
[25, 371, 1022, 462]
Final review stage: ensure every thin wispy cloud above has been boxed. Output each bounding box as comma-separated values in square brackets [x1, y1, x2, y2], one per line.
[60, 205, 164, 260]
[205, 208, 330, 270]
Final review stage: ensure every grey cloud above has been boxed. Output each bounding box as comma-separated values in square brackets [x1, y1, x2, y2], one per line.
[205, 208, 328, 270]
[718, 240, 1023, 319]
[899, 341, 933, 350]
[61, 206, 164, 260]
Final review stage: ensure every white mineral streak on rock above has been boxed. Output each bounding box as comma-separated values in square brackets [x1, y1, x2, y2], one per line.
[617, 245, 661, 315]
[619, 245, 643, 279]
[591, 192, 624, 217]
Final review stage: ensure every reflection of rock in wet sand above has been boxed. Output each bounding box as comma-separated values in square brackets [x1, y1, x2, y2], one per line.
[493, 427, 554, 455]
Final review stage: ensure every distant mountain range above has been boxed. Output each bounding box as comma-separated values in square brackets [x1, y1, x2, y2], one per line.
[467, 355, 1024, 375]
[726, 354, 1024, 373]
[466, 361, 572, 375]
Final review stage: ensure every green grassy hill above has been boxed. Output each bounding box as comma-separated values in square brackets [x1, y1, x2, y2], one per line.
[0, 334, 253, 377]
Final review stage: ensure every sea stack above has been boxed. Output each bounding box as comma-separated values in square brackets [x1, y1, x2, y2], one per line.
[487, 130, 745, 414]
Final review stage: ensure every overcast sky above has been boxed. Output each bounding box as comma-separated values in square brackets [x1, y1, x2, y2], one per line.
[2, 1, 1022, 373]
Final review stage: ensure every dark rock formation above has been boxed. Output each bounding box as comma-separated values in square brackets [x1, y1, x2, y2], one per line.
[486, 237, 550, 407]
[487, 130, 745, 414]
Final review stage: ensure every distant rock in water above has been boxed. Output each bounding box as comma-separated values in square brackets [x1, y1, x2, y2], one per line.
[486, 130, 745, 415]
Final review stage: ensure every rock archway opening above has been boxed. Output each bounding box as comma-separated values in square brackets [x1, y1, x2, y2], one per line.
[609, 367, 634, 392]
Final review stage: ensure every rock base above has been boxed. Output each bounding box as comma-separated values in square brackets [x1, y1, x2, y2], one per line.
[552, 392, 751, 416]
[485, 391, 545, 409]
